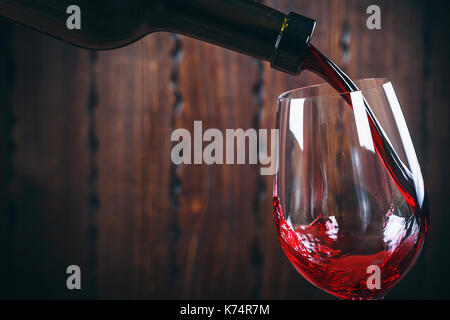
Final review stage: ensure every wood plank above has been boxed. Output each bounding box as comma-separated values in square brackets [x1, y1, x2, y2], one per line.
[0, 19, 15, 298]
[420, 0, 450, 299]
[95, 33, 174, 298]
[174, 35, 260, 298]
[6, 26, 91, 298]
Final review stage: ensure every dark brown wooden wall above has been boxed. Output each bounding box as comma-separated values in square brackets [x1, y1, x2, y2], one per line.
[1, 0, 449, 299]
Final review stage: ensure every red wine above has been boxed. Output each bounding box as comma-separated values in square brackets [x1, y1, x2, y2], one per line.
[273, 197, 426, 300]
[274, 44, 428, 299]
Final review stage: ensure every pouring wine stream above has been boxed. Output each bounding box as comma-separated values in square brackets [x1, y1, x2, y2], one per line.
[302, 44, 418, 208]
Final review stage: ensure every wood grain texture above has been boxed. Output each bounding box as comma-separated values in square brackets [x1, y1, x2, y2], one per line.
[94, 33, 174, 298]
[420, 0, 450, 299]
[0, 19, 15, 299]
[174, 36, 260, 298]
[2, 25, 91, 298]
[0, 0, 449, 299]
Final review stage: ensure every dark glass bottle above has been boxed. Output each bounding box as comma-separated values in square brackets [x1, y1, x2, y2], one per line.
[0, 0, 315, 75]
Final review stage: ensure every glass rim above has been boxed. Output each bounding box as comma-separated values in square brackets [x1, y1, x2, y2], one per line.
[278, 77, 390, 102]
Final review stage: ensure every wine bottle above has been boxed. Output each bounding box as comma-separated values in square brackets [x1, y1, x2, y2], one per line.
[0, 0, 315, 75]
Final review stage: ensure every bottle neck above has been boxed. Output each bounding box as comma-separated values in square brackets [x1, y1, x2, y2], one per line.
[156, 0, 316, 75]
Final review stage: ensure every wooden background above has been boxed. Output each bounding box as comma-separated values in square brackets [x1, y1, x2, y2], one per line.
[0, 0, 449, 299]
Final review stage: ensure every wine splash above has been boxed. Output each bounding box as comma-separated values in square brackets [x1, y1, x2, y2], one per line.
[274, 44, 428, 299]
[273, 197, 426, 300]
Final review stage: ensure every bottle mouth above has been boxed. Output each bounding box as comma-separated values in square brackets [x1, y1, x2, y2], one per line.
[278, 78, 391, 101]
[270, 12, 316, 75]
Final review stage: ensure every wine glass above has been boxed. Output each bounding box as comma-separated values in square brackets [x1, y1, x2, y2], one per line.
[273, 78, 428, 300]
